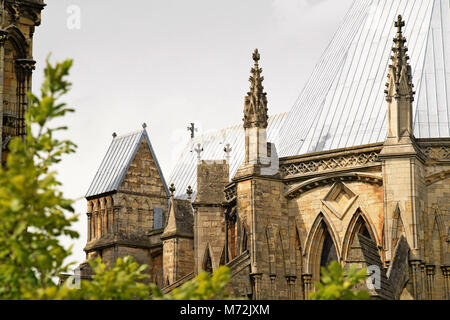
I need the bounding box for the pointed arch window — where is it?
[308,215,340,283]
[320,228,338,268]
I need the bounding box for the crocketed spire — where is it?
[243,48,268,129]
[385,15,415,102]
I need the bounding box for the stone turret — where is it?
[162,184,194,285]
[384,15,415,145]
[379,15,426,299]
[236,49,278,178]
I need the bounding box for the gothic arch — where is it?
[241,224,249,253]
[342,209,378,261]
[391,203,406,252]
[202,245,213,273]
[294,226,303,277]
[304,213,340,279]
[430,207,447,265]
[5,25,28,58]
[278,229,288,276]
[219,246,225,266]
[265,225,276,275]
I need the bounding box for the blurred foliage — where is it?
[309,261,371,300]
[0,57,79,299]
[151,266,236,300]
[28,258,234,300]
[28,256,152,300]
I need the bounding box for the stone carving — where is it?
[421,146,450,160]
[385,15,415,103]
[243,48,268,129]
[280,151,379,177]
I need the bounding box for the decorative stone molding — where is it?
[280,150,380,178]
[421,146,450,160]
[15,58,36,75]
[284,172,382,199]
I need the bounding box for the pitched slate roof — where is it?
[168,113,287,200]
[86,128,169,198]
[279,0,450,157]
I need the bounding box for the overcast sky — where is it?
[31,0,354,268]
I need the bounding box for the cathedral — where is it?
[2,0,446,301]
[82,0,450,300]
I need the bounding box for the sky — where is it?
[31,0,355,268]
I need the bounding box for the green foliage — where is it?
[151,266,235,300]
[0,57,79,299]
[29,256,152,300]
[309,261,371,300]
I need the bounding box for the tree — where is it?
[309,261,371,300]
[0,57,79,299]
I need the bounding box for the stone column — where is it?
[409,260,421,300]
[87,212,92,241]
[250,273,263,300]
[286,275,297,300]
[302,274,312,300]
[425,265,435,300]
[113,205,120,236]
[269,274,276,299]
[420,262,426,300]
[15,59,36,137]
[441,266,450,300]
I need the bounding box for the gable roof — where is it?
[279,0,450,157]
[86,128,169,199]
[168,113,287,200]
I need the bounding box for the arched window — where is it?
[320,228,338,268]
[307,214,339,283]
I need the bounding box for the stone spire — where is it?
[385,15,415,102]
[384,15,415,140]
[243,49,268,129]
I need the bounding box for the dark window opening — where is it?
[320,229,338,268]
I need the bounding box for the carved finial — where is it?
[169,183,176,196]
[194,143,203,162]
[186,185,193,200]
[385,15,414,102]
[252,48,260,63]
[187,123,198,139]
[142,122,147,129]
[395,14,405,36]
[243,48,268,129]
[112,132,117,138]
[224,143,232,163]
